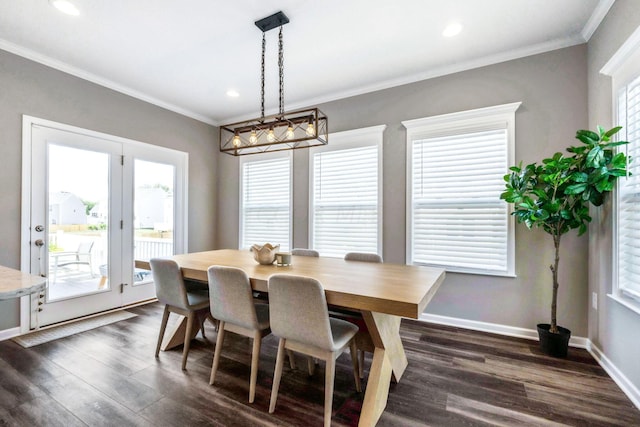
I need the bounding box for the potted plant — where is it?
[501,126,629,357]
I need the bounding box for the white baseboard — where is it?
[588,341,640,410]
[0,326,21,342]
[418,313,638,410]
[418,313,589,348]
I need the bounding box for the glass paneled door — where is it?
[24,118,187,328]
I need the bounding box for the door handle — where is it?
[34,239,45,247]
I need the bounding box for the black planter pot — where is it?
[537,323,571,358]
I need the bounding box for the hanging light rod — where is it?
[220,10,328,156]
[255,11,289,32]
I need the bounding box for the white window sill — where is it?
[607,293,640,316]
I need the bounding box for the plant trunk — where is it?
[549,233,561,334]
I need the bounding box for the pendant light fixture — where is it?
[219,11,328,156]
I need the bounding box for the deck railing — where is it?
[134,237,173,261]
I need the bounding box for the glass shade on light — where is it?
[306,122,315,137]
[220,107,328,156]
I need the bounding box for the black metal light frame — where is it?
[219,11,328,156]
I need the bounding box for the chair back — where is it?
[344,252,382,263]
[291,248,319,257]
[78,241,94,254]
[150,258,189,308]
[268,274,333,351]
[208,265,260,330]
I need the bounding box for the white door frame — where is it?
[20,115,189,332]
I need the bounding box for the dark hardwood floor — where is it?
[1,302,639,426]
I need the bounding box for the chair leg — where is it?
[350,341,362,392]
[324,356,336,427]
[199,313,207,339]
[206,313,219,332]
[181,312,195,370]
[269,338,287,414]
[358,349,365,379]
[307,356,315,376]
[287,349,296,370]
[249,330,261,403]
[210,321,226,385]
[155,305,170,358]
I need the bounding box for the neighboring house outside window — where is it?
[239,152,291,252]
[309,125,385,258]
[403,103,520,276]
[603,33,640,313]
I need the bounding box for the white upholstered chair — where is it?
[268,274,361,427]
[343,251,382,263]
[207,265,271,403]
[291,248,320,257]
[150,258,210,370]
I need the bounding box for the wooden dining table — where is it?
[137,249,445,426]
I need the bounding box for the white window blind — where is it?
[617,74,640,301]
[404,103,519,276]
[310,126,383,258]
[240,156,290,251]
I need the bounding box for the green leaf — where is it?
[576,130,599,145]
[565,183,587,194]
[571,172,588,183]
[604,126,622,138]
[586,146,604,167]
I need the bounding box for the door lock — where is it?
[35,225,44,232]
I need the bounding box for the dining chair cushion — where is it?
[186,289,210,308]
[254,302,270,330]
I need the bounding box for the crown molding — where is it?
[581,0,616,42]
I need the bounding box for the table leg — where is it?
[358,311,407,427]
[160,310,210,351]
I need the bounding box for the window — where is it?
[239,153,291,251]
[403,103,520,276]
[604,30,640,311]
[616,77,640,303]
[309,125,385,257]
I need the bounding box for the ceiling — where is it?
[0,0,611,125]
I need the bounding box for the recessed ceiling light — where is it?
[442,22,463,38]
[49,0,80,16]
[226,89,240,98]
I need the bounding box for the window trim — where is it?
[308,125,386,257]
[403,102,520,276]
[238,150,292,251]
[602,24,640,314]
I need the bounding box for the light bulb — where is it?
[286,125,295,140]
[249,130,258,145]
[267,128,276,142]
[306,122,315,137]
[232,134,241,147]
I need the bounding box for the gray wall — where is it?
[0,49,218,330]
[217,45,590,336]
[587,0,640,397]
